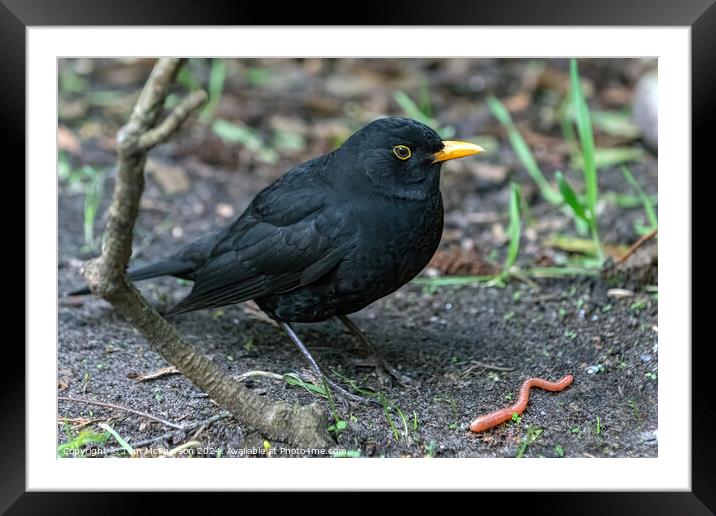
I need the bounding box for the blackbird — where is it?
[71,117,484,402]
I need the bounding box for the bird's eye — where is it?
[393,145,412,160]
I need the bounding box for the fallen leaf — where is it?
[502,92,530,113]
[57,416,100,430]
[428,246,498,276]
[600,86,632,107]
[146,159,190,195]
[58,125,81,154]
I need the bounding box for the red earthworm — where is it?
[469,374,574,433]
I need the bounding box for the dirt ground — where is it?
[57,58,658,458]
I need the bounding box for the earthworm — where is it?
[469,375,574,433]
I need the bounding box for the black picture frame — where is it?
[5,0,712,512]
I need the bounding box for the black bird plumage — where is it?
[70,117,483,397]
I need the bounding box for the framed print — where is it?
[5,0,713,511]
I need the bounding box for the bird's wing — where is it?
[169,157,352,314]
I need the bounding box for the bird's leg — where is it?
[278,322,379,405]
[337,315,413,386]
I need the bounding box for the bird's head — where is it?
[335,117,484,200]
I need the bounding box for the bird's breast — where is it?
[338,194,444,291]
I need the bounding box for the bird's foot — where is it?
[279,321,380,406]
[321,374,381,406]
[337,315,413,387]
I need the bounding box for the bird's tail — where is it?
[67,259,195,296]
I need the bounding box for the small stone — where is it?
[607,288,634,299]
[639,430,657,444]
[216,203,235,218]
[633,70,658,150]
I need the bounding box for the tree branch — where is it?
[138,90,208,150]
[81,58,332,449]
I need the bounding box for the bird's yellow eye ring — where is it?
[393,145,412,160]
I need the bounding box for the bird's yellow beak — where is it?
[432,140,485,163]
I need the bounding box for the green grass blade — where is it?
[571,147,645,170]
[283,373,329,398]
[569,59,598,219]
[418,77,433,118]
[524,266,600,278]
[504,182,522,270]
[590,110,640,139]
[412,275,496,287]
[212,119,277,164]
[393,90,433,127]
[57,428,110,457]
[570,59,603,262]
[394,89,455,139]
[98,423,134,456]
[621,166,658,229]
[201,58,227,121]
[605,192,658,209]
[487,95,561,205]
[177,61,201,90]
[555,171,588,223]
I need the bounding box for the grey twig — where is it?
[58,395,184,430]
[138,90,208,150]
